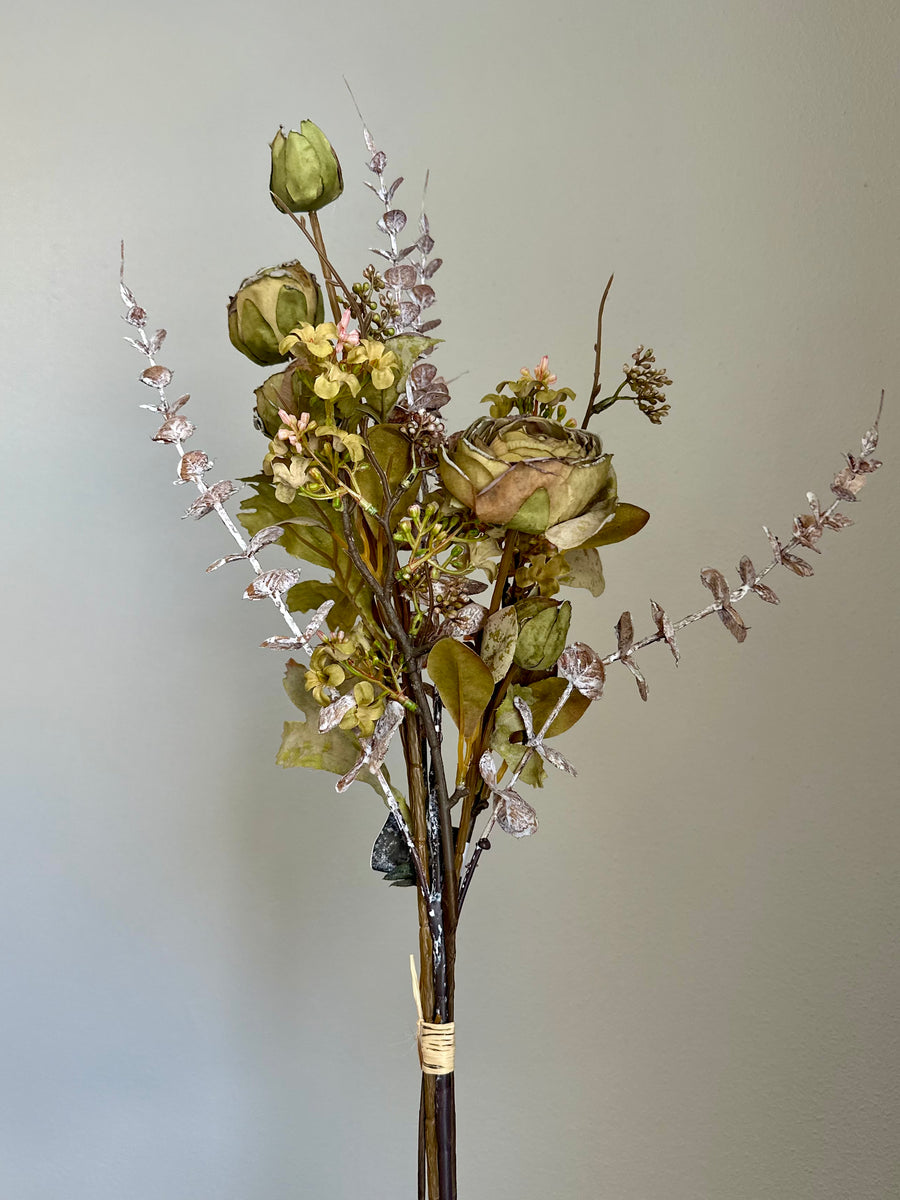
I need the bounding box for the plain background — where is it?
[2,1,898,1196]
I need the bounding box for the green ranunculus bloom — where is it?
[438,416,617,549]
[228,262,324,367]
[269,122,343,214]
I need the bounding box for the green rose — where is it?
[228,262,324,367]
[269,122,343,214]
[438,416,617,550]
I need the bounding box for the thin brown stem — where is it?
[269,192,365,326]
[309,210,342,322]
[581,272,614,428]
[486,531,518,617]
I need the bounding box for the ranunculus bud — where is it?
[228,262,324,367]
[513,598,572,671]
[269,122,343,213]
[438,416,617,550]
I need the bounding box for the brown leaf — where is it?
[366,701,406,774]
[751,581,780,605]
[650,599,679,664]
[246,524,285,556]
[384,264,417,289]
[478,751,499,791]
[700,567,730,603]
[152,415,195,444]
[123,304,147,328]
[763,526,784,563]
[260,635,314,650]
[823,510,853,530]
[423,258,443,279]
[621,657,649,701]
[140,364,173,388]
[781,552,814,578]
[792,514,823,552]
[318,694,356,733]
[181,482,238,520]
[616,612,634,653]
[737,556,756,586]
[557,642,606,700]
[438,602,487,642]
[719,605,748,643]
[494,789,539,838]
[378,209,407,235]
[148,329,167,355]
[244,569,301,600]
[831,466,865,501]
[178,451,212,482]
[412,284,436,308]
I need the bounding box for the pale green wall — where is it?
[1,1,898,1196]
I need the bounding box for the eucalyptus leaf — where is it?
[426,638,495,739]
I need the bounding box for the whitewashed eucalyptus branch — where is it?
[119,249,429,894]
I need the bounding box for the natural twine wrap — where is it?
[409,955,455,1076]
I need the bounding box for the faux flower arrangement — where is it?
[121,116,884,1200]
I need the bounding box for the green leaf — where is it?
[580,502,650,549]
[480,606,519,683]
[239,475,375,628]
[490,685,546,788]
[285,579,359,632]
[277,659,381,794]
[560,547,605,596]
[528,676,591,737]
[426,638,495,739]
[239,474,338,570]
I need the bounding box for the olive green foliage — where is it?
[228,120,662,831]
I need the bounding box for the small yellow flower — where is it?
[305,662,346,705]
[347,338,399,390]
[313,362,362,400]
[271,455,313,504]
[339,681,386,737]
[280,321,338,359]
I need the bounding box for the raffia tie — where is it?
[409,955,455,1076]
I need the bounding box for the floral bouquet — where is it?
[120,115,884,1200]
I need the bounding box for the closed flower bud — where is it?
[269,122,343,213]
[228,262,324,367]
[513,598,572,671]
